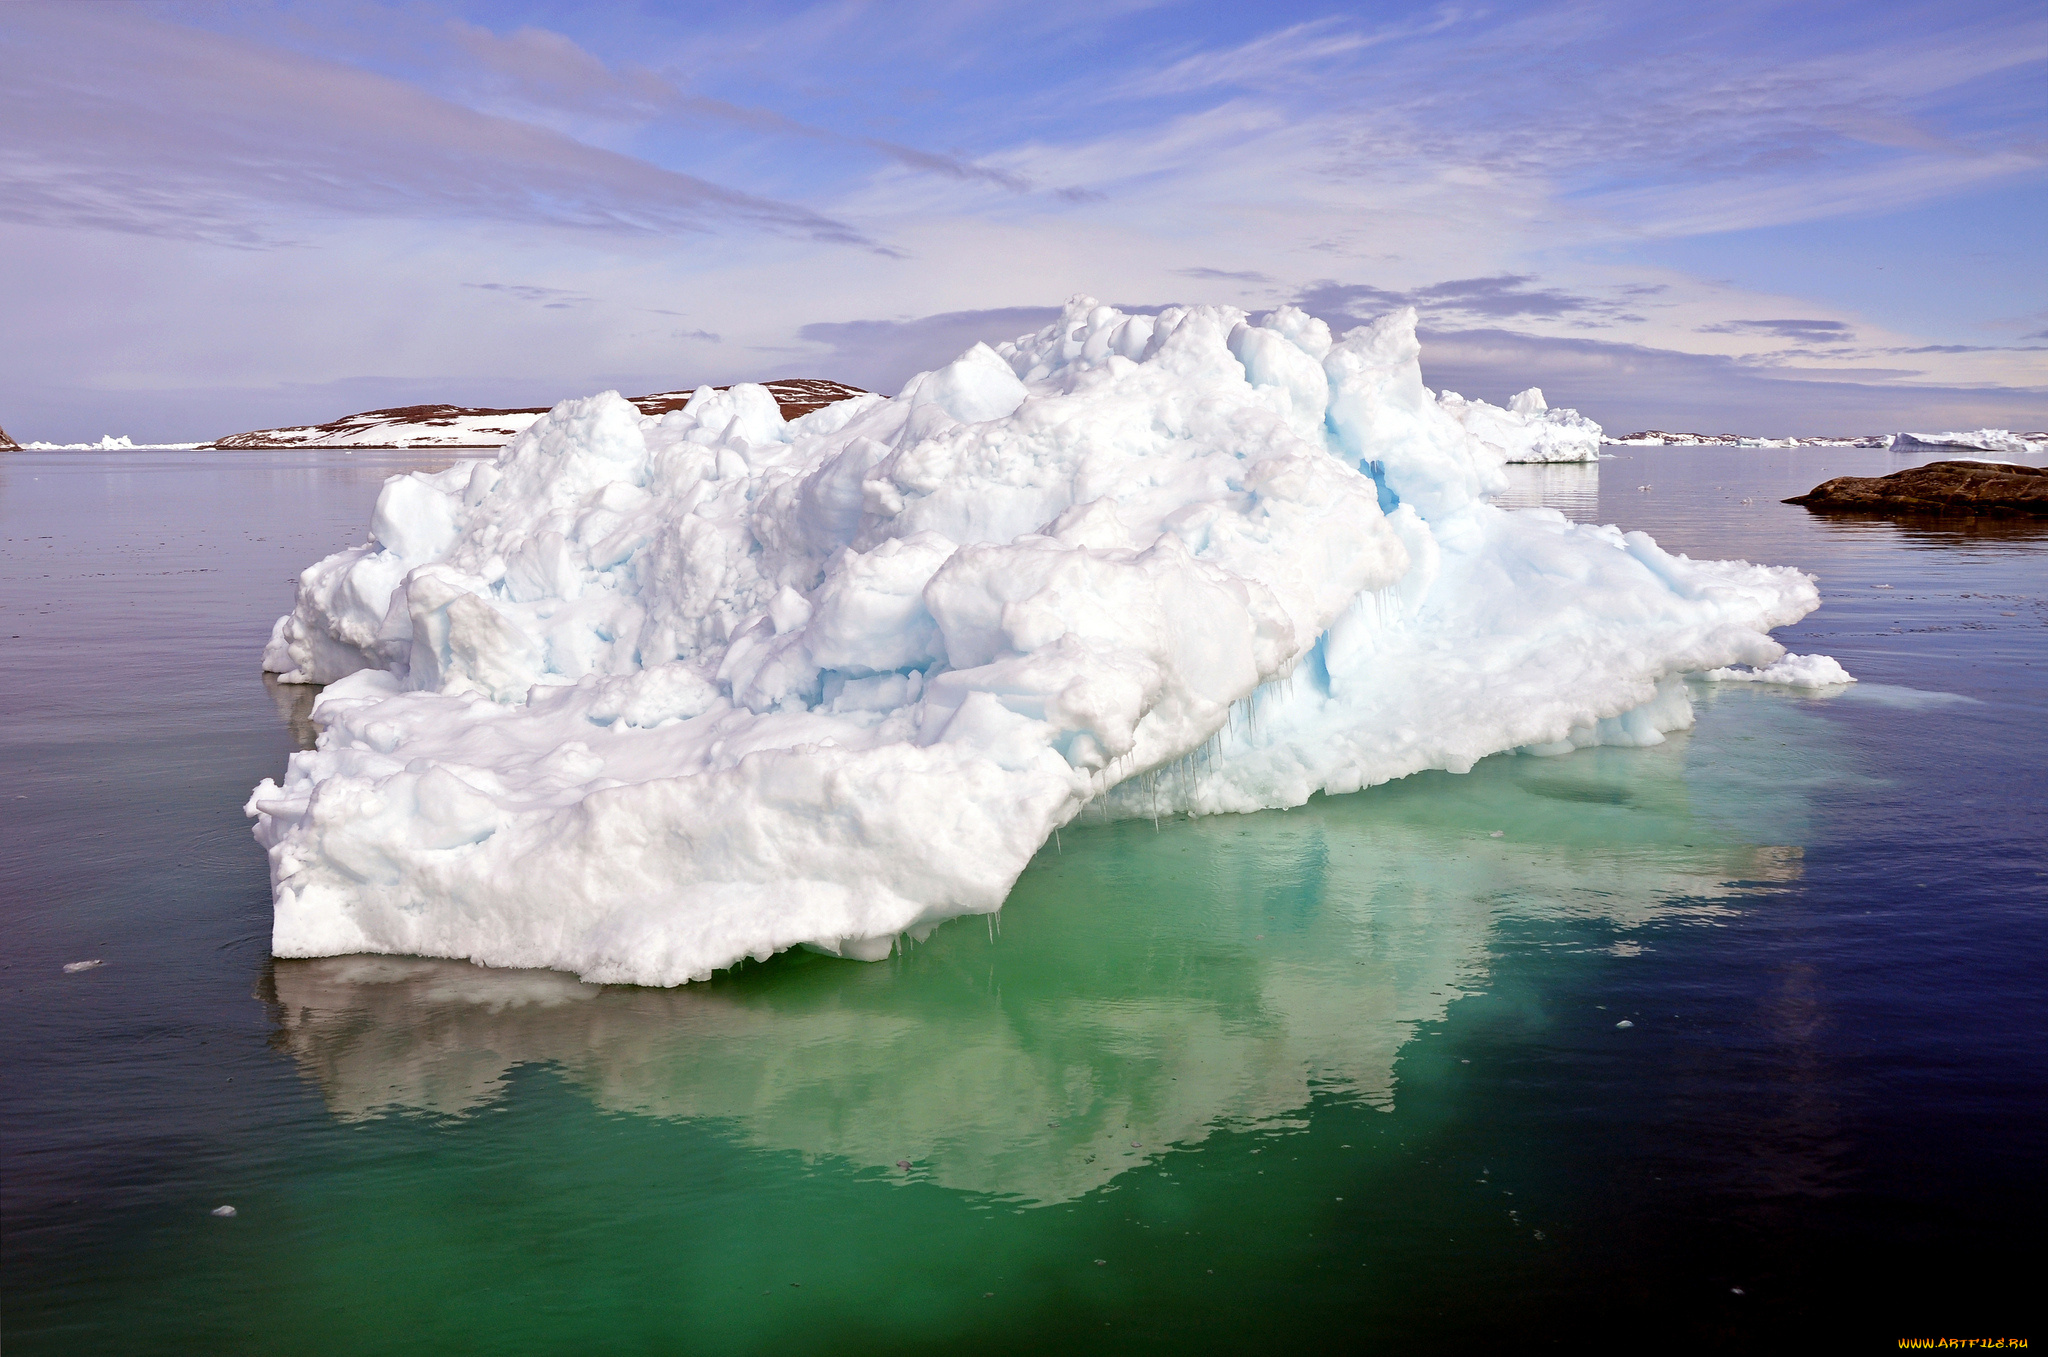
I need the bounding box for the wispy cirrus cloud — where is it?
[466,282,588,309]
[1111,11,1465,100]
[1698,318,1858,341]
[1413,325,2048,433]
[1300,276,1646,327]
[0,3,879,250]
[6,0,2044,442]
[1885,342,2048,353]
[794,306,1066,391]
[443,20,1035,193]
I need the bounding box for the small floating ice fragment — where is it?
[1616,1020,1634,1029]
[63,960,102,973]
[211,1205,237,1217]
[1701,653,1855,688]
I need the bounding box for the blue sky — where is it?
[2,0,2043,440]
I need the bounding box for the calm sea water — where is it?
[2,444,2043,1352]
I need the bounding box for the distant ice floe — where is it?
[1606,431,1890,449]
[21,436,204,451]
[249,297,1820,985]
[1701,653,1856,688]
[1892,430,2048,456]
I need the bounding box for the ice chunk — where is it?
[252,297,1819,985]
[899,343,1029,425]
[1701,653,1855,688]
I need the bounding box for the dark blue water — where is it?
[2,445,2042,1352]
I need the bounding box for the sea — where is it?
[2,443,2042,1352]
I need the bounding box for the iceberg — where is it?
[249,298,1818,985]
[1892,429,2047,456]
[1437,386,1602,463]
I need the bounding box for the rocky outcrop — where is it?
[0,424,17,451]
[627,379,868,421]
[211,379,870,449]
[1785,460,2048,516]
[211,404,543,450]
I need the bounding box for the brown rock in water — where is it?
[1784,460,2048,517]
[0,424,18,451]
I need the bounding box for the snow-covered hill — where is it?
[1608,431,1893,448]
[211,379,869,449]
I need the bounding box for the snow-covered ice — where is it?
[250,298,1820,985]
[1702,653,1856,688]
[1437,387,1602,463]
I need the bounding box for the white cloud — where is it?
[0,4,876,248]
[3,0,2042,440]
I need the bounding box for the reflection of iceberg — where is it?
[269,722,1813,1204]
[262,673,322,752]
[1493,461,1601,519]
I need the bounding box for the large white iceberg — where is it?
[1437,386,1602,463]
[249,298,1816,984]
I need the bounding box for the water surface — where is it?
[3,444,2042,1351]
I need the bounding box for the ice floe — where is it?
[1702,653,1856,688]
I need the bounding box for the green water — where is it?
[56,687,1853,1353]
[8,446,2042,1350]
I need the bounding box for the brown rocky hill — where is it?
[211,379,870,449]
[0,424,18,451]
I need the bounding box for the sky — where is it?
[2,0,2044,442]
